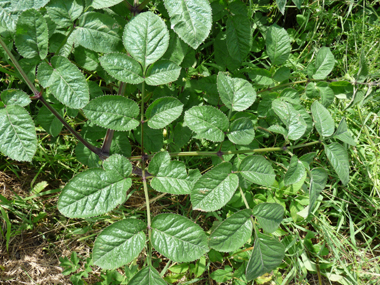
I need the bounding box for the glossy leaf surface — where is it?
[145,60,181,86]
[128,266,167,285]
[252,203,284,233]
[313,47,335,79]
[146,97,183,129]
[227,117,255,145]
[239,156,276,187]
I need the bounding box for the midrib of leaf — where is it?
[77,26,120,42]
[154,228,206,250]
[212,217,251,237]
[181,0,196,38]
[55,69,82,99]
[315,54,329,74]
[189,114,224,133]
[151,106,181,121]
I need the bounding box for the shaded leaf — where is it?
[308,168,327,215]
[252,203,284,233]
[134,124,163,152]
[284,155,306,186]
[266,24,291,65]
[226,16,251,63]
[324,143,350,185]
[333,118,356,146]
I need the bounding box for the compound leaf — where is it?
[58,154,133,218]
[83,95,139,131]
[308,168,327,215]
[184,106,228,142]
[324,142,350,185]
[266,24,291,65]
[37,56,89,109]
[311,101,334,137]
[152,214,209,262]
[252,203,284,233]
[75,12,123,53]
[313,47,335,80]
[15,9,48,60]
[99,53,144,84]
[145,60,181,86]
[209,209,253,252]
[239,156,275,187]
[227,117,255,145]
[146,97,183,129]
[148,152,191,195]
[246,234,285,281]
[217,72,256,111]
[164,0,212,49]
[128,266,167,285]
[93,219,146,269]
[191,162,238,212]
[0,105,37,162]
[123,11,169,70]
[284,155,306,186]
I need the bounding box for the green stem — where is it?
[239,187,256,227]
[0,36,38,96]
[142,170,152,266]
[128,140,321,161]
[137,0,151,11]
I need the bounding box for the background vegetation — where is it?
[1,0,380,284]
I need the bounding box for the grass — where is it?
[1,0,380,284]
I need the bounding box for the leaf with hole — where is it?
[217,72,257,111]
[184,106,228,142]
[246,233,285,281]
[324,142,349,185]
[239,156,275,187]
[164,0,212,49]
[209,209,253,252]
[123,11,169,70]
[15,9,48,59]
[83,96,139,131]
[0,105,37,162]
[148,152,191,195]
[308,168,327,215]
[146,97,183,129]
[37,56,89,109]
[191,162,238,212]
[93,219,146,269]
[151,213,209,262]
[252,203,284,233]
[311,101,334,137]
[99,53,144,84]
[57,155,132,218]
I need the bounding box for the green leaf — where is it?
[15,9,48,59]
[46,0,83,28]
[145,60,181,86]
[11,0,49,11]
[75,12,123,53]
[324,143,350,185]
[162,30,189,65]
[134,124,163,152]
[210,266,233,283]
[273,66,290,82]
[0,89,31,107]
[311,101,334,137]
[246,234,285,281]
[266,24,291,65]
[0,7,17,32]
[272,99,307,140]
[36,104,64,137]
[217,72,257,111]
[292,0,303,9]
[356,50,368,83]
[99,53,144,84]
[151,213,209,262]
[226,16,251,63]
[316,82,334,108]
[313,47,335,80]
[184,106,228,142]
[239,156,275,187]
[91,0,123,9]
[74,46,99,71]
[333,118,356,146]
[209,209,253,252]
[0,105,37,162]
[146,97,183,129]
[214,31,241,71]
[164,0,212,49]
[58,154,133,218]
[93,219,146,269]
[148,152,191,195]
[276,0,286,14]
[83,95,139,131]
[110,132,132,157]
[284,155,306,186]
[128,266,167,285]
[37,56,89,109]
[191,162,239,212]
[252,203,284,233]
[123,12,169,70]
[227,117,255,145]
[308,168,327,215]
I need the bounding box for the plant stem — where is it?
[0,36,38,96]
[239,187,250,210]
[138,0,151,11]
[128,140,321,160]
